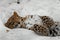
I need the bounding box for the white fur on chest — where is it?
[25,15,43,28]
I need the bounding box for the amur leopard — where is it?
[4,11,60,36]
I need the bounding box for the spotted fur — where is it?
[29,24,50,36]
[5,11,27,29]
[40,16,54,28]
[49,22,60,36]
[4,12,60,37]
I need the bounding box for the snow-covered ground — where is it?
[1,28,60,40]
[0,0,60,40]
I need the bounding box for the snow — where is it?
[0,28,60,40]
[0,0,60,40]
[0,19,10,32]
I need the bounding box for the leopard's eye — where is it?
[18,22,20,24]
[10,22,14,25]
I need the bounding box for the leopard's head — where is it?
[5,11,21,29]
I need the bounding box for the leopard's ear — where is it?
[13,11,18,16]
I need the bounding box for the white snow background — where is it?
[0,0,60,40]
